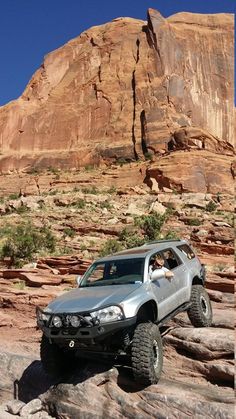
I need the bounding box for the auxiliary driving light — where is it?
[52,315,62,328]
[70,315,80,327]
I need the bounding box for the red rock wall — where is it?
[0,9,234,172]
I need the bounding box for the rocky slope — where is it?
[0,9,234,172]
[0,163,234,418]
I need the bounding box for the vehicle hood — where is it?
[46,283,143,313]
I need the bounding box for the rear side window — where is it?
[177,244,195,260]
[162,249,182,269]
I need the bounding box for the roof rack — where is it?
[144,239,182,245]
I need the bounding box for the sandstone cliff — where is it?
[0,9,234,173]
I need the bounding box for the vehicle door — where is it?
[149,249,187,318]
[162,248,188,308]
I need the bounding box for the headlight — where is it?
[41,313,51,321]
[90,306,124,323]
[52,315,62,328]
[36,308,51,323]
[70,315,80,327]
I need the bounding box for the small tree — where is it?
[205,201,217,212]
[119,228,145,248]
[1,223,55,267]
[135,212,166,241]
[99,239,123,257]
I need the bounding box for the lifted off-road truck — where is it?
[37,239,212,386]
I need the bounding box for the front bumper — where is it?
[37,308,136,341]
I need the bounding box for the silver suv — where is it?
[37,239,212,386]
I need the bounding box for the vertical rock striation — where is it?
[0,10,234,172]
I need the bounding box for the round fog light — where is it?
[52,315,62,328]
[70,315,80,327]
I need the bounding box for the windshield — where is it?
[80,258,145,287]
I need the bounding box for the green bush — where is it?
[119,228,145,248]
[161,230,180,240]
[100,200,112,210]
[84,164,95,172]
[47,166,60,175]
[185,218,201,226]
[107,185,117,194]
[99,239,123,257]
[15,204,30,214]
[144,152,152,161]
[205,201,217,212]
[72,199,85,209]
[82,186,99,195]
[63,227,76,238]
[135,212,166,241]
[8,193,19,200]
[1,223,55,267]
[116,157,129,166]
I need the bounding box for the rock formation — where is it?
[0,9,234,172]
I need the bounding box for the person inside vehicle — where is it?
[164,250,178,269]
[149,254,174,280]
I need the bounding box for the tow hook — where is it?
[69,340,75,348]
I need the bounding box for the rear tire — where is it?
[131,323,163,386]
[40,335,75,378]
[187,285,212,327]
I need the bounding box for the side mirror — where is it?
[76,275,82,287]
[150,269,165,281]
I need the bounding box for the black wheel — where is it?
[187,284,212,327]
[131,323,163,386]
[40,335,75,378]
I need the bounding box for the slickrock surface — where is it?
[0,164,234,417]
[0,303,234,418]
[0,9,234,171]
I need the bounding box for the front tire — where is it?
[131,323,163,386]
[40,335,75,378]
[187,284,212,327]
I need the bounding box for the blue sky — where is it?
[0,0,235,105]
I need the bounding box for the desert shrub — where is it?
[8,193,19,200]
[15,204,30,214]
[185,218,201,226]
[48,189,59,196]
[100,200,112,210]
[14,280,26,290]
[47,166,60,175]
[119,228,145,248]
[116,157,129,166]
[84,164,95,172]
[144,152,152,161]
[99,239,123,257]
[107,185,117,194]
[80,244,87,251]
[72,199,85,209]
[135,212,166,241]
[161,230,180,240]
[63,227,76,238]
[205,201,217,212]
[213,263,225,272]
[1,223,55,267]
[82,186,99,195]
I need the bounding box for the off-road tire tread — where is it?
[131,323,163,386]
[187,284,212,327]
